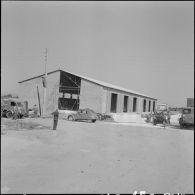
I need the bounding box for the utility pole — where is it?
[42,48,47,116]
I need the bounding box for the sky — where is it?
[1,1,194,107]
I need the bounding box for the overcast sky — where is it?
[1,1,194,107]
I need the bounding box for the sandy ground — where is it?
[1,118,194,194]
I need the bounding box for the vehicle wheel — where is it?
[68,115,74,121]
[6,111,13,118]
[91,119,96,123]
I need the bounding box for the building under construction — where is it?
[18,69,157,115]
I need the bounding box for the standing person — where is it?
[51,109,59,130]
[167,110,171,124]
[163,111,169,128]
[33,104,38,116]
[12,105,19,120]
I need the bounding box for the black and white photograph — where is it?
[1,1,194,194]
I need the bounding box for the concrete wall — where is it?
[117,93,123,112]
[79,79,104,113]
[128,96,133,112]
[104,88,156,114]
[106,89,111,113]
[18,71,60,115]
[101,87,107,113]
[45,72,60,113]
[18,71,157,114]
[105,88,139,113]
[137,97,142,113]
[19,78,44,113]
[146,99,149,112]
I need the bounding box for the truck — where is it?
[179,107,194,128]
[1,98,28,119]
[146,103,170,126]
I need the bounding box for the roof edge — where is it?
[81,77,157,101]
[18,69,61,83]
[18,68,157,100]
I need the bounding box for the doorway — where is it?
[110,93,118,113]
[133,97,137,112]
[149,100,151,112]
[123,96,128,112]
[153,101,155,112]
[143,99,146,112]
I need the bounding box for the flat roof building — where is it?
[18,69,157,115]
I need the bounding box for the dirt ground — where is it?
[1,118,194,194]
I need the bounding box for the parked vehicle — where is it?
[67,108,98,122]
[96,113,113,121]
[1,98,28,119]
[96,113,105,120]
[179,107,194,128]
[145,103,169,125]
[151,111,170,126]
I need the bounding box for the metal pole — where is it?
[42,48,47,116]
[37,86,41,116]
